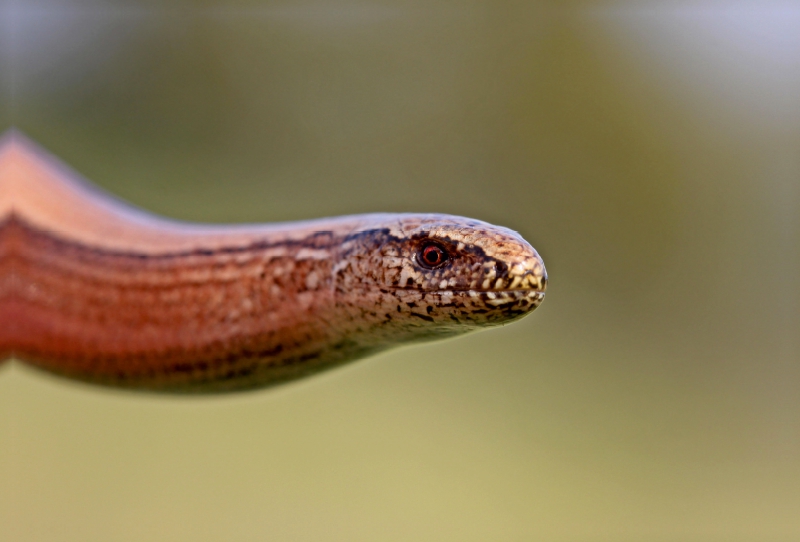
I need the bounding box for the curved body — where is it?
[0,133,546,392]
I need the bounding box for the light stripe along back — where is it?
[0,132,546,393]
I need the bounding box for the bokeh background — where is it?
[1,1,799,540]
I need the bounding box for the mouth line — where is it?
[461,289,545,295]
[389,287,545,295]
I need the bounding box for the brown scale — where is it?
[0,132,546,393]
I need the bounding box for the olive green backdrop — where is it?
[1,2,798,541]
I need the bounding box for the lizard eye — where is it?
[418,242,449,269]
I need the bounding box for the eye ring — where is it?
[417,242,449,269]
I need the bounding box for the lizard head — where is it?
[333,214,546,344]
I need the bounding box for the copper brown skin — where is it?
[0,133,547,393]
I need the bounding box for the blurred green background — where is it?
[1,1,799,540]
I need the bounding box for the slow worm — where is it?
[0,132,547,393]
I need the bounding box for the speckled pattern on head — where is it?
[335,214,546,333]
[0,133,547,393]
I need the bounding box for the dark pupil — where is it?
[422,245,444,266]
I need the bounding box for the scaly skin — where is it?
[0,132,546,393]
